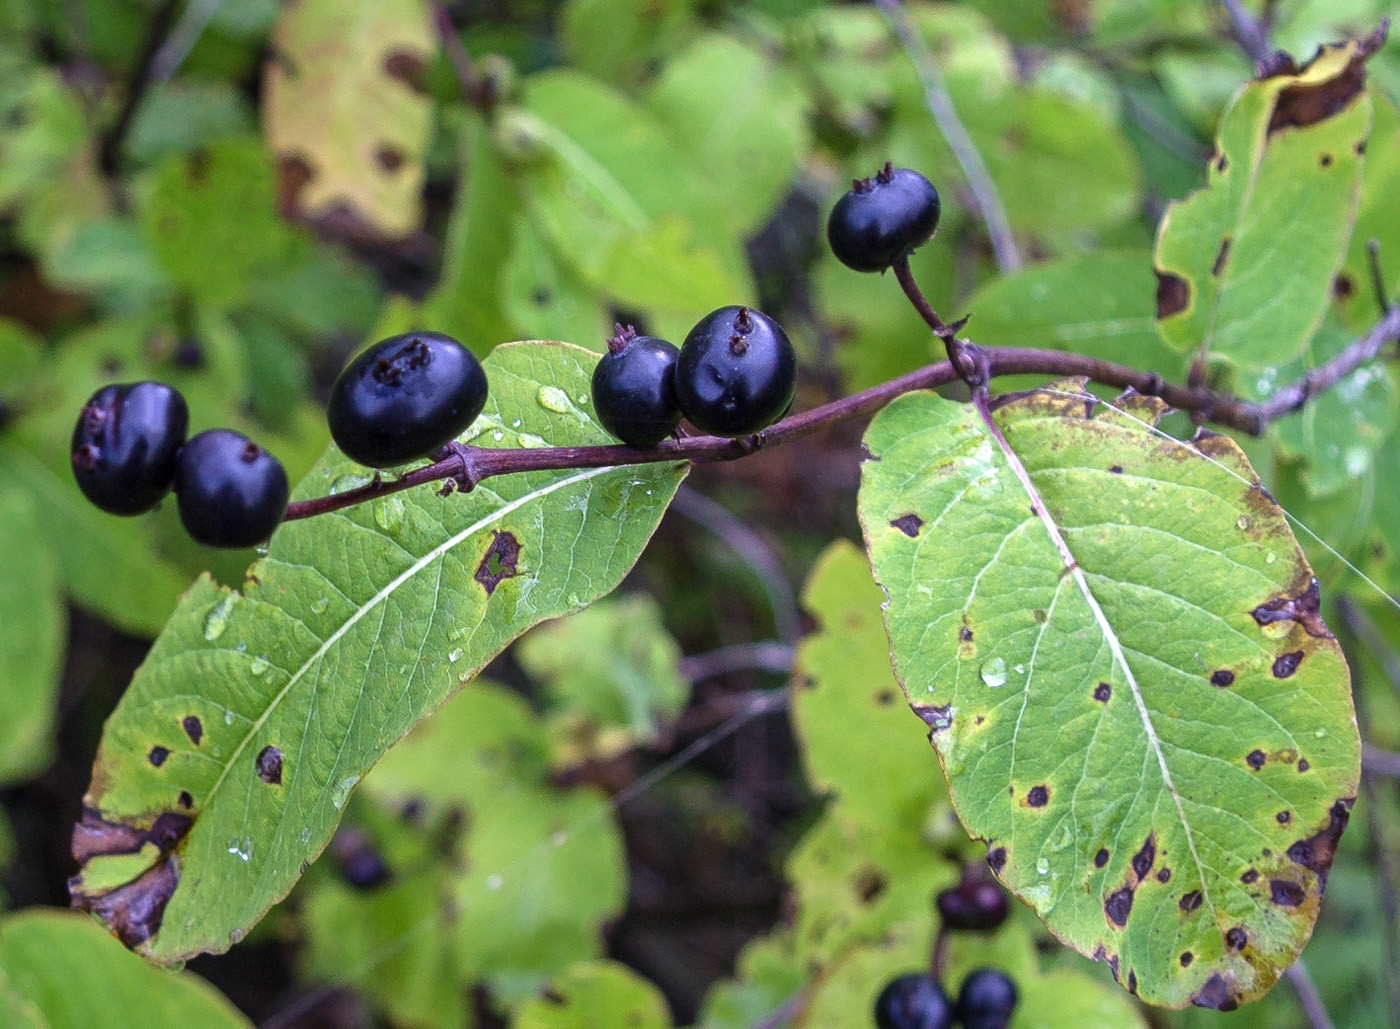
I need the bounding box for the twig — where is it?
[871,0,1022,271]
[678,642,794,683]
[149,0,225,83]
[431,2,495,111]
[1362,745,1400,779]
[1222,0,1272,66]
[1369,240,1392,316]
[283,300,1400,523]
[1285,960,1336,1029]
[750,988,807,1029]
[671,487,802,645]
[99,0,182,184]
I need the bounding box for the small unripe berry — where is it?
[71,381,188,515]
[174,429,289,548]
[674,306,796,437]
[591,325,683,446]
[328,331,489,468]
[827,163,941,273]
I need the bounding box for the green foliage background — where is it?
[0,0,1398,1026]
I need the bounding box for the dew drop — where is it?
[203,595,239,641]
[511,418,522,428]
[329,472,371,495]
[448,648,464,663]
[331,774,360,810]
[1036,856,1050,875]
[537,385,574,413]
[226,836,253,861]
[255,545,269,557]
[1314,728,1327,738]
[299,827,311,844]
[1048,823,1074,852]
[1266,552,1277,565]
[492,430,504,441]
[249,655,270,677]
[487,873,504,891]
[1013,664,1026,675]
[229,928,246,944]
[224,709,236,725]
[1236,516,1250,530]
[980,658,1008,688]
[311,596,330,614]
[550,831,567,848]
[374,495,405,534]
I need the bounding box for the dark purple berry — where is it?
[331,828,392,890]
[936,878,1009,932]
[827,163,941,273]
[328,331,488,468]
[956,968,1018,1029]
[591,325,682,446]
[874,973,954,1029]
[71,381,188,515]
[174,429,289,548]
[674,306,796,437]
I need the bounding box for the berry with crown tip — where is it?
[874,973,954,1029]
[827,163,941,273]
[328,330,489,468]
[591,325,683,446]
[936,877,1009,932]
[956,968,1018,1029]
[674,306,796,437]
[174,429,289,548]
[71,381,189,516]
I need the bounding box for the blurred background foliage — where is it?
[1,0,1399,1026]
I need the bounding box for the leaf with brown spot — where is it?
[71,343,686,962]
[860,384,1359,1007]
[263,0,434,239]
[1153,36,1376,369]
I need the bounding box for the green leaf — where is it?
[518,593,689,766]
[858,384,1359,1008]
[263,0,435,239]
[1153,41,1372,369]
[0,910,251,1028]
[962,250,1184,371]
[71,340,685,962]
[646,33,811,233]
[0,488,63,784]
[126,81,254,165]
[140,138,298,311]
[512,961,673,1029]
[558,0,696,85]
[793,540,947,828]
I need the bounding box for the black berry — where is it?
[874,973,954,1029]
[327,331,488,468]
[174,429,289,548]
[591,325,682,446]
[674,306,796,437]
[332,828,392,891]
[956,968,1018,1029]
[827,163,941,273]
[936,878,1009,932]
[71,381,188,515]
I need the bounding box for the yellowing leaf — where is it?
[263,0,434,240]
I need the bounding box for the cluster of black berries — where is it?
[590,305,797,445]
[874,876,1018,1029]
[71,331,490,548]
[71,382,289,548]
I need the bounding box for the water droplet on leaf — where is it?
[980,658,1008,688]
[448,648,464,663]
[331,774,360,810]
[374,495,405,534]
[203,595,239,641]
[537,386,574,413]
[249,655,269,677]
[311,596,330,614]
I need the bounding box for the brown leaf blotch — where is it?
[1271,879,1306,907]
[1105,887,1133,928]
[1094,682,1112,702]
[1241,869,1259,884]
[1179,890,1203,912]
[1027,784,1049,808]
[913,703,952,734]
[988,846,1007,873]
[182,715,203,746]
[1272,650,1304,678]
[1180,951,1194,967]
[1210,669,1235,687]
[1155,270,1190,319]
[1211,237,1232,277]
[475,531,522,595]
[1094,847,1110,868]
[256,745,283,785]
[148,746,170,767]
[890,513,924,537]
[1251,578,1333,638]
[1287,798,1353,882]
[1277,810,1292,825]
[1131,834,1156,879]
[1156,867,1172,883]
[1193,972,1240,1011]
[72,860,178,949]
[1247,749,1266,770]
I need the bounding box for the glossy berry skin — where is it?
[674,306,796,437]
[174,430,289,548]
[71,381,188,516]
[956,968,1018,1029]
[827,163,941,273]
[328,331,488,468]
[936,879,1009,932]
[591,329,682,446]
[874,973,954,1029]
